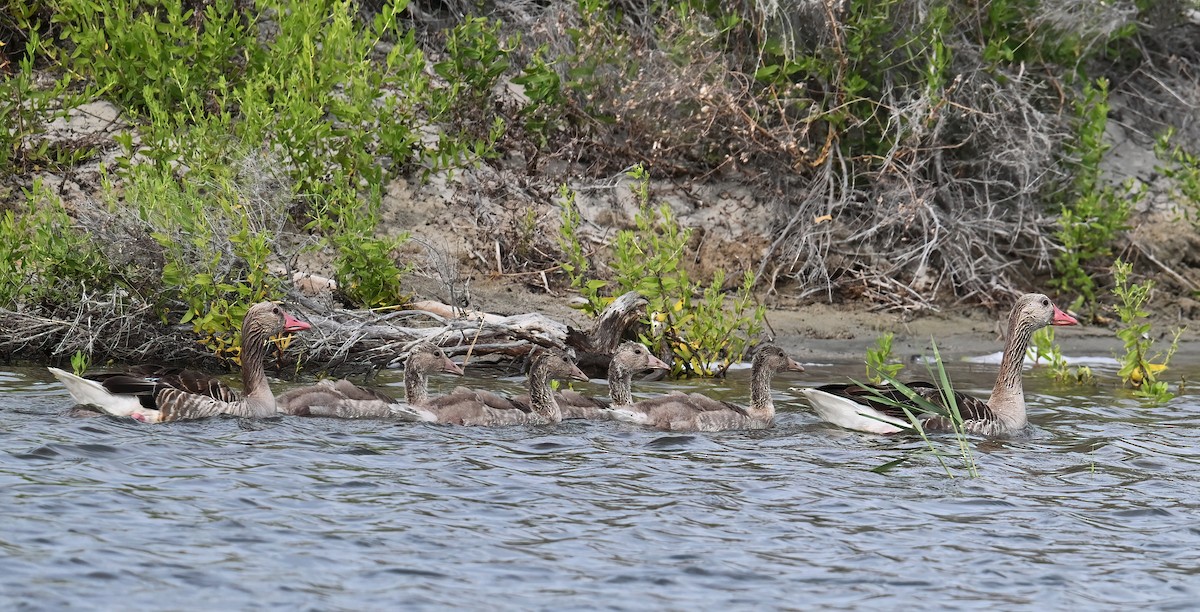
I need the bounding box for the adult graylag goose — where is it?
[278,342,464,420]
[607,344,805,432]
[48,302,310,422]
[797,293,1078,436]
[420,349,588,426]
[511,341,671,419]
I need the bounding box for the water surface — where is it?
[4,357,1200,609]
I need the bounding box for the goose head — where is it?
[1011,293,1078,333]
[531,349,590,384]
[753,344,805,374]
[611,341,670,375]
[408,342,465,377]
[244,301,311,337]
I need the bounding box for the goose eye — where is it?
[272,306,281,315]
[1042,299,1050,307]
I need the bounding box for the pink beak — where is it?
[646,354,671,371]
[1051,304,1078,326]
[787,357,806,373]
[568,363,590,382]
[443,356,465,376]
[283,312,311,332]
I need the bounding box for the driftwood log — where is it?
[296,291,648,376]
[0,290,649,378]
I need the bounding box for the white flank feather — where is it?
[797,388,909,435]
[48,367,148,418]
[389,404,438,422]
[606,406,650,426]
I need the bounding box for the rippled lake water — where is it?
[4,354,1200,609]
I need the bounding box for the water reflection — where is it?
[2,359,1200,608]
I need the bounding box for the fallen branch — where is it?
[2,289,650,379]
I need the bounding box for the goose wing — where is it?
[920,391,998,433]
[151,387,236,422]
[330,379,396,403]
[278,379,399,418]
[426,391,531,426]
[91,365,240,403]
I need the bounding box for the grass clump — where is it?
[864,342,977,479]
[70,349,90,376]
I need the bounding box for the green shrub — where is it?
[80,0,428,314]
[978,0,1141,70]
[0,29,90,171]
[50,0,253,113]
[512,45,568,144]
[311,178,410,309]
[1156,129,1200,230]
[558,165,765,377]
[0,180,113,309]
[434,16,514,104]
[1051,79,1135,311]
[116,147,286,358]
[231,0,433,192]
[1111,259,1180,403]
[556,184,606,316]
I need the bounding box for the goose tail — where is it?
[48,367,148,419]
[796,388,909,435]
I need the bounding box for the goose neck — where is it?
[747,362,775,419]
[529,367,562,423]
[988,318,1035,426]
[240,325,271,399]
[608,362,634,406]
[405,365,429,405]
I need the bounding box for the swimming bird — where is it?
[277,342,464,420]
[422,349,588,426]
[49,302,311,422]
[511,341,671,419]
[607,344,804,431]
[796,293,1078,436]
